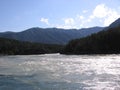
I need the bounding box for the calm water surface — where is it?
[0,54,120,90]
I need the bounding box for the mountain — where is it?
[61,18,120,54]
[0,27,103,44]
[0,37,63,55]
[109,18,120,28]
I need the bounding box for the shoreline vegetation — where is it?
[0,37,63,55]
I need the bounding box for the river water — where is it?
[0,54,120,90]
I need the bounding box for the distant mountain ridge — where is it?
[0,27,103,44]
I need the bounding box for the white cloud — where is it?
[77,15,84,20]
[93,4,108,18]
[89,4,120,26]
[104,11,120,26]
[40,18,49,25]
[59,15,93,29]
[63,18,75,25]
[40,4,120,29]
[55,18,76,29]
[57,18,75,29]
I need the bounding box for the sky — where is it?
[0,0,120,32]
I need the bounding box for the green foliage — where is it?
[62,26,120,54]
[0,38,63,55]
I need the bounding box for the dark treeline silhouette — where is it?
[0,38,63,55]
[61,26,120,54]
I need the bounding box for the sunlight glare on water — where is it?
[0,54,120,90]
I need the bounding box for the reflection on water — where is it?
[0,54,120,90]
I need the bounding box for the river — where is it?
[0,54,120,90]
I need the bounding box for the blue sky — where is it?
[0,0,120,32]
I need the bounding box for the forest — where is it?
[0,37,63,55]
[61,26,120,54]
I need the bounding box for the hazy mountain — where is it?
[0,27,103,44]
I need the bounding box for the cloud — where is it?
[104,10,120,26]
[77,15,84,20]
[75,4,120,27]
[58,15,91,29]
[40,18,49,25]
[90,4,120,26]
[57,18,76,29]
[40,4,120,29]
[63,18,75,25]
[93,4,108,18]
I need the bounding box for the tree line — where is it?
[0,37,63,55]
[61,26,120,54]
